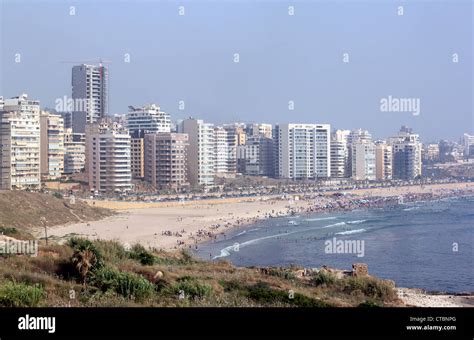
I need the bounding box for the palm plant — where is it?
[72,247,97,286]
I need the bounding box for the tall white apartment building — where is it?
[214,126,237,176]
[461,133,474,156]
[63,129,85,174]
[351,141,376,181]
[85,120,132,193]
[71,64,108,133]
[0,94,41,190]
[275,123,331,179]
[375,141,392,181]
[177,118,215,186]
[125,104,171,135]
[40,111,65,179]
[330,130,350,178]
[389,126,422,180]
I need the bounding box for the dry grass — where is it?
[0,238,401,307]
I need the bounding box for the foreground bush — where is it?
[247,282,331,307]
[172,276,212,300]
[310,271,337,287]
[0,281,45,307]
[343,277,396,301]
[91,266,155,300]
[129,244,155,265]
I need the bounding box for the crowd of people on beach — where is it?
[176,186,474,249]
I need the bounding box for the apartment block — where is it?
[330,130,350,178]
[85,120,132,193]
[242,135,274,177]
[71,64,108,133]
[177,118,215,187]
[40,111,65,179]
[144,133,189,190]
[390,127,422,180]
[126,104,171,135]
[63,129,85,174]
[0,94,41,190]
[275,123,331,179]
[130,130,145,179]
[351,141,376,181]
[375,141,392,181]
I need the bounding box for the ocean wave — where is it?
[346,219,367,224]
[335,228,366,235]
[236,230,247,236]
[304,217,337,222]
[403,206,420,211]
[321,222,346,229]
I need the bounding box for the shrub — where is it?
[0,282,44,307]
[267,268,296,281]
[91,266,155,300]
[246,282,331,307]
[310,271,337,287]
[219,279,244,292]
[173,276,212,299]
[343,277,396,301]
[359,299,380,308]
[0,227,18,236]
[52,192,63,199]
[129,244,155,265]
[68,237,104,269]
[94,240,128,263]
[179,249,195,265]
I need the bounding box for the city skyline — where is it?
[1,0,472,142]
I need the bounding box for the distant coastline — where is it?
[40,181,474,251]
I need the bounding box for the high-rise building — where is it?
[247,123,272,139]
[214,126,237,176]
[177,118,215,187]
[275,123,331,179]
[461,133,474,157]
[390,127,422,180]
[85,120,132,193]
[0,94,41,190]
[71,64,108,133]
[126,104,171,135]
[144,132,189,190]
[63,129,85,174]
[351,141,376,181]
[375,141,392,181]
[242,135,274,177]
[40,111,65,179]
[330,130,350,178]
[130,130,145,179]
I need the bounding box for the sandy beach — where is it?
[37,182,474,251]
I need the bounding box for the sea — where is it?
[195,195,474,293]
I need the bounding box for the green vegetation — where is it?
[0,282,45,307]
[90,266,155,300]
[0,238,400,307]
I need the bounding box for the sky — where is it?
[0,0,472,142]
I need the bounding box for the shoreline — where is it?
[38,182,474,252]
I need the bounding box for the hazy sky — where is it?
[1,0,472,142]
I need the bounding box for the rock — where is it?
[153,271,164,279]
[352,263,368,277]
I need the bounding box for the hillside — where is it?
[0,191,113,229]
[0,234,401,307]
